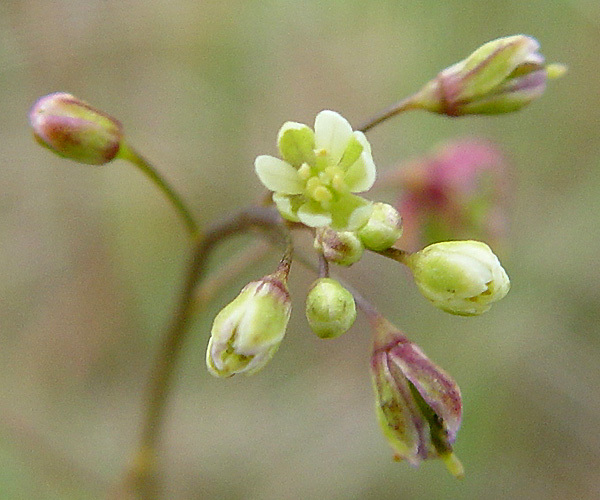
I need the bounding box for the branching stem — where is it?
[116,205,289,499]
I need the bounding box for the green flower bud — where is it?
[305,278,356,339]
[29,92,123,165]
[314,227,364,266]
[413,35,565,116]
[408,240,510,316]
[206,274,291,377]
[358,202,403,251]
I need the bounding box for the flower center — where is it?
[298,161,348,206]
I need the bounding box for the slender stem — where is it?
[318,252,329,278]
[337,276,382,326]
[274,225,294,280]
[191,240,272,316]
[373,246,412,266]
[357,96,421,133]
[118,143,200,238]
[118,205,288,499]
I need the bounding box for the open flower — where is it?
[255,110,376,231]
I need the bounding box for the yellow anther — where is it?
[298,163,312,181]
[312,186,333,202]
[305,177,321,192]
[319,171,332,184]
[332,173,346,191]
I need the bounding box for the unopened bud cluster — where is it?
[313,202,403,267]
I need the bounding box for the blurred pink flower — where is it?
[394,139,510,253]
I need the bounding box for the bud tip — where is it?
[441,451,465,479]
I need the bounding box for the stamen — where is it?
[298,163,311,180]
[312,186,333,203]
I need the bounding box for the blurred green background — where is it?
[1,0,599,498]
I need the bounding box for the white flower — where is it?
[255,110,376,231]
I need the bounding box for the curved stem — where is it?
[191,240,272,316]
[117,205,288,499]
[118,143,200,238]
[357,96,421,133]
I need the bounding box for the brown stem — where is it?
[115,205,288,499]
[191,240,272,315]
[357,96,421,133]
[318,252,329,278]
[373,246,412,266]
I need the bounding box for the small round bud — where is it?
[306,278,356,339]
[206,274,291,377]
[314,227,364,266]
[408,240,510,316]
[29,92,123,165]
[358,202,403,251]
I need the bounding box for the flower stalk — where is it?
[117,143,200,238]
[118,205,290,499]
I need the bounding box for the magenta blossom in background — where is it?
[394,139,510,253]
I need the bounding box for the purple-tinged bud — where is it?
[370,318,464,477]
[314,227,364,266]
[30,92,123,165]
[413,35,566,116]
[206,273,291,377]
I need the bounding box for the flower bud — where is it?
[408,240,510,316]
[305,278,356,339]
[206,274,291,377]
[413,35,565,116]
[29,92,123,165]
[357,202,403,251]
[314,227,364,266]
[371,318,463,477]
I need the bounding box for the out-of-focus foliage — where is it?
[1,0,599,498]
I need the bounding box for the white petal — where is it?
[345,132,376,192]
[297,201,332,228]
[277,121,316,167]
[314,110,353,166]
[255,155,304,194]
[273,193,301,222]
[329,194,373,231]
